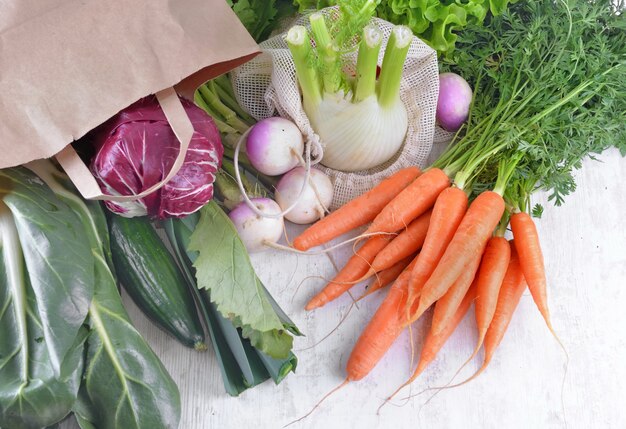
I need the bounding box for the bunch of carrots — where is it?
[293,162,558,400]
[283,1,626,419]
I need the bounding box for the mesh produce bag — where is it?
[231,8,439,209]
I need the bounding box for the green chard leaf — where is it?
[188,201,293,359]
[26,161,181,429]
[79,255,181,429]
[0,202,87,429]
[0,168,94,376]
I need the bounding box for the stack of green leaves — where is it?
[0,165,180,429]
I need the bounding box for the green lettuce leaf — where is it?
[424,3,467,54]
[0,168,94,375]
[293,0,511,55]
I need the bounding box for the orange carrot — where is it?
[357,210,431,283]
[358,253,417,301]
[449,245,526,386]
[406,187,468,315]
[364,168,449,236]
[388,280,477,398]
[409,191,505,324]
[473,236,511,354]
[346,261,416,381]
[305,235,393,310]
[293,167,421,250]
[429,250,482,336]
[510,212,552,330]
[414,282,476,379]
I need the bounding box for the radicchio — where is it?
[89,95,223,219]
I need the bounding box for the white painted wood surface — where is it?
[63,148,626,429]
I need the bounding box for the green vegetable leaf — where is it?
[26,161,181,429]
[241,325,293,360]
[531,204,544,219]
[80,256,181,429]
[488,0,513,16]
[164,217,275,395]
[231,0,296,42]
[0,168,94,376]
[188,202,293,358]
[254,350,298,385]
[293,0,509,55]
[436,0,626,208]
[424,3,467,54]
[189,202,284,332]
[0,203,87,429]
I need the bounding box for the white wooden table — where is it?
[64,148,626,429]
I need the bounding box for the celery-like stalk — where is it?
[210,80,255,125]
[377,26,412,109]
[353,25,382,102]
[285,26,322,106]
[309,13,342,94]
[194,92,238,134]
[198,85,249,134]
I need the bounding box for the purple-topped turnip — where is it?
[246,117,304,176]
[436,72,473,132]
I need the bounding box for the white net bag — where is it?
[231,8,439,209]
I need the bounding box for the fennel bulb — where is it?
[305,93,407,171]
[285,3,412,172]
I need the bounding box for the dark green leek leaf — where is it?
[164,218,271,396]
[255,350,298,385]
[0,204,87,429]
[261,283,303,337]
[0,168,94,375]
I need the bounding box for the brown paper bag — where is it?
[0,0,259,200]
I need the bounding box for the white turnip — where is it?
[275,167,333,225]
[228,198,284,252]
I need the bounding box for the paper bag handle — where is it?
[54,87,193,202]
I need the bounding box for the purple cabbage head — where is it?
[89,95,223,219]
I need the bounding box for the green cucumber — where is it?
[108,215,206,350]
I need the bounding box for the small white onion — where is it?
[275,167,333,225]
[246,117,304,176]
[228,198,284,253]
